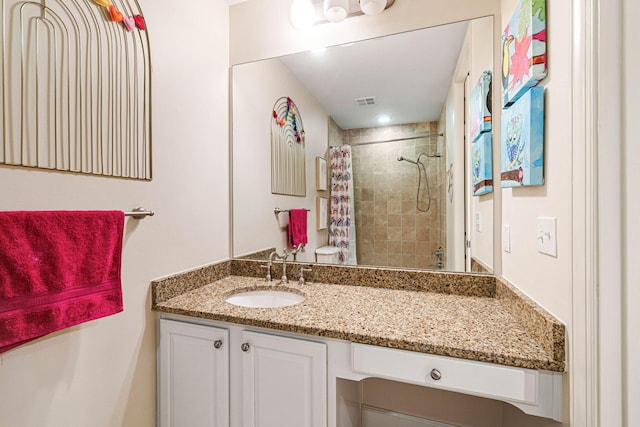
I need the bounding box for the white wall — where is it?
[597,0,624,423]
[232,59,328,262]
[623,0,639,423]
[0,0,230,425]
[230,0,500,65]
[499,0,572,326]
[588,0,639,424]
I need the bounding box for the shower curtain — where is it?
[329,145,357,265]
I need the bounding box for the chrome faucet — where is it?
[267,249,290,284]
[298,267,312,285]
[289,243,305,261]
[261,255,275,282]
[280,250,290,284]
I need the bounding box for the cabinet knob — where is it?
[213,340,223,349]
[241,342,250,352]
[430,369,442,381]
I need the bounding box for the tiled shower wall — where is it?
[343,122,447,269]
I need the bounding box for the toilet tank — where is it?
[315,246,341,264]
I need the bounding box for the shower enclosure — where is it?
[335,120,446,270]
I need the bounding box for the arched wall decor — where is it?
[271,96,305,196]
[1,0,152,179]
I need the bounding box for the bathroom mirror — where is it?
[232,16,494,274]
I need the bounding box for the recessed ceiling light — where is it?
[377,115,391,124]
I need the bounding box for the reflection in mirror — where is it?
[271,96,307,196]
[330,120,446,270]
[232,16,494,274]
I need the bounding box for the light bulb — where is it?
[324,0,349,22]
[290,0,315,30]
[359,0,386,15]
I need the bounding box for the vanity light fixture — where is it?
[290,0,315,30]
[359,0,387,15]
[290,0,395,30]
[323,0,349,22]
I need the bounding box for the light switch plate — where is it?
[503,225,511,253]
[475,212,481,232]
[537,217,557,257]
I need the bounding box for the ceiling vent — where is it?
[354,96,376,106]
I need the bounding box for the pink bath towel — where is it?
[0,210,125,353]
[288,209,308,249]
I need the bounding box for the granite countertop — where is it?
[152,261,565,372]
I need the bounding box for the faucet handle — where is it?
[260,264,272,282]
[298,267,312,285]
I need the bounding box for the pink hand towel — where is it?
[0,210,125,353]
[288,209,308,249]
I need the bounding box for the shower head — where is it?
[397,156,418,165]
[398,154,433,213]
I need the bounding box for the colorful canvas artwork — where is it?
[502,0,547,108]
[501,86,544,187]
[472,133,493,196]
[470,71,492,142]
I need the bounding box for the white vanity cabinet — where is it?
[350,343,562,420]
[159,318,327,427]
[159,316,562,426]
[159,319,229,427]
[240,330,327,427]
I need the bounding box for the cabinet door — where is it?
[159,319,229,427]
[240,331,327,427]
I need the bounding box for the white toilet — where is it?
[315,246,341,264]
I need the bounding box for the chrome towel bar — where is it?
[124,207,155,219]
[274,207,311,215]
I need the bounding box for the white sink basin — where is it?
[225,289,305,308]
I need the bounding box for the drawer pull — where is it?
[213,340,223,349]
[241,342,250,352]
[430,369,442,381]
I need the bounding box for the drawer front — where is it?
[352,344,538,404]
